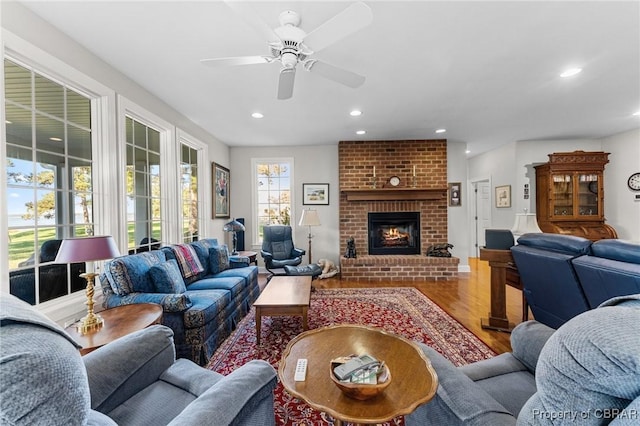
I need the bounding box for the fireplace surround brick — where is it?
[339,140,458,281]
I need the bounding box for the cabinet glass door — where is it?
[552,174,573,216]
[578,174,599,216]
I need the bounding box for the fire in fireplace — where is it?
[368,212,420,255]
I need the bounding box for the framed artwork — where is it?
[448,182,462,206]
[212,162,230,218]
[495,185,511,208]
[302,183,329,205]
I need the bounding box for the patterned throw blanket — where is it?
[170,244,204,278]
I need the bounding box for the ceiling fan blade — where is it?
[307,60,365,88]
[277,68,296,100]
[200,56,272,67]
[303,2,373,53]
[224,0,281,43]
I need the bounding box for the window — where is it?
[5,58,94,304]
[125,116,163,253]
[179,141,202,243]
[253,158,293,243]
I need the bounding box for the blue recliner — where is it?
[510,233,592,329]
[573,239,640,308]
[260,225,305,274]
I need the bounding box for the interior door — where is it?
[475,180,491,256]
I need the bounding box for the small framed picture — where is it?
[495,185,511,208]
[448,182,461,207]
[212,162,230,218]
[302,183,329,205]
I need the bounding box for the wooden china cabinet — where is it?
[534,151,617,241]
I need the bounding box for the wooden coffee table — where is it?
[279,324,438,425]
[254,275,312,345]
[65,303,163,355]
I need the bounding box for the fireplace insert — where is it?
[368,212,420,255]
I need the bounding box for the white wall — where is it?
[447,141,470,271]
[230,145,340,266]
[602,128,640,241]
[467,135,640,247]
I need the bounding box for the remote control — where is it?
[294,358,307,381]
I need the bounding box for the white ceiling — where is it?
[20,1,640,157]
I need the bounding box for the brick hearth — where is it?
[339,140,459,281]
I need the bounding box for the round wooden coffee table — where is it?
[279,324,438,425]
[65,303,163,355]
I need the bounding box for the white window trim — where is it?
[176,128,210,239]
[2,30,117,323]
[116,95,177,247]
[250,157,295,246]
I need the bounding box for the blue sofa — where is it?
[100,239,259,364]
[1,294,277,425]
[511,233,640,329]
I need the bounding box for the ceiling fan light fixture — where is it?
[560,67,582,78]
[281,52,298,69]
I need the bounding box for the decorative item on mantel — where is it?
[371,166,377,189]
[412,165,417,188]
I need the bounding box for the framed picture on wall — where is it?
[302,183,329,205]
[495,185,511,208]
[448,182,462,206]
[212,162,230,218]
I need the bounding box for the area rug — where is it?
[207,287,496,425]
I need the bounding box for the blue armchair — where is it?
[260,225,305,273]
[0,294,278,425]
[406,294,640,425]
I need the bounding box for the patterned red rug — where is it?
[207,287,496,425]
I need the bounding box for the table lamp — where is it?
[299,209,321,264]
[223,219,245,254]
[511,209,543,242]
[55,235,120,334]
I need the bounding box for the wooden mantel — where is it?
[342,188,447,201]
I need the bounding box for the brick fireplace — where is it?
[339,140,459,281]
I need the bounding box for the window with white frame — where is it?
[5,58,94,304]
[178,132,206,243]
[253,158,293,243]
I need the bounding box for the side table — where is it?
[65,303,163,355]
[236,250,258,266]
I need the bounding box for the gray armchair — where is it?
[406,294,640,425]
[260,225,305,273]
[0,294,278,425]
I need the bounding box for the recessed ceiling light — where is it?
[465,150,471,154]
[251,112,264,119]
[49,137,63,142]
[633,111,640,116]
[435,128,446,134]
[356,130,366,135]
[560,68,582,78]
[350,110,362,117]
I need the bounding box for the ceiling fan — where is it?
[201,1,373,100]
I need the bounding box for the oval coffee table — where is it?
[279,324,438,425]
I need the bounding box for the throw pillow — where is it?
[149,259,187,294]
[209,245,230,274]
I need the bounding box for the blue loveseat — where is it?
[100,239,259,364]
[511,233,640,329]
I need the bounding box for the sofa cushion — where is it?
[187,276,245,299]
[209,246,230,274]
[167,244,205,279]
[105,251,167,295]
[182,290,233,329]
[190,239,219,275]
[149,259,187,294]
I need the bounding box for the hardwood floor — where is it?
[301,257,527,354]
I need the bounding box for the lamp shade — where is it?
[511,213,543,239]
[223,219,245,232]
[54,236,120,263]
[299,209,321,227]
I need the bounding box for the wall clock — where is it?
[389,176,401,187]
[628,172,640,191]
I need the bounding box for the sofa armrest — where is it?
[510,320,555,373]
[102,291,192,312]
[168,360,278,426]
[83,325,176,414]
[229,256,250,268]
[292,247,305,257]
[260,250,273,261]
